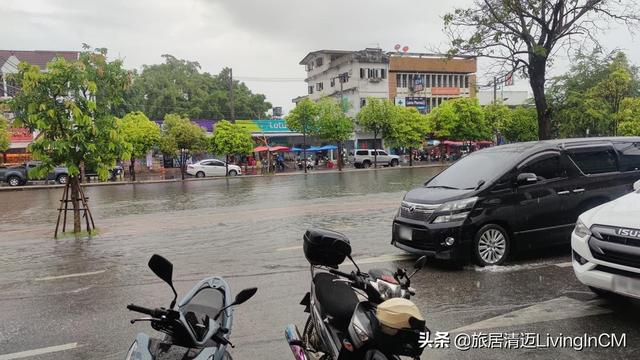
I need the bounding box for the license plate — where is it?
[398,226,413,241]
[613,276,640,295]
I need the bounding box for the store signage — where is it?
[236,119,293,133]
[413,77,424,92]
[395,97,405,106]
[432,87,461,95]
[9,128,32,142]
[405,97,427,107]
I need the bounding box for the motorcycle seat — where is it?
[313,272,359,327]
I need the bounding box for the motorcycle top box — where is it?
[303,228,351,268]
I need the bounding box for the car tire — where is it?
[7,176,21,187]
[228,170,238,176]
[56,174,69,185]
[196,171,205,178]
[391,159,399,167]
[363,160,371,168]
[473,224,510,266]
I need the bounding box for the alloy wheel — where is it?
[8,177,20,186]
[478,229,507,264]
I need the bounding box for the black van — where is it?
[392,137,640,266]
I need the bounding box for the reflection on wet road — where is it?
[0,166,638,359]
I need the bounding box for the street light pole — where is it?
[229,68,235,124]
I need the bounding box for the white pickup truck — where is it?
[572,179,640,299]
[350,149,400,168]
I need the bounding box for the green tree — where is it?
[549,50,639,137]
[356,98,397,168]
[128,56,271,120]
[617,98,640,136]
[10,49,132,235]
[315,98,354,171]
[429,98,491,141]
[159,114,206,180]
[209,120,254,176]
[121,111,161,181]
[285,98,319,173]
[497,107,538,143]
[444,1,640,140]
[0,115,10,160]
[386,107,430,166]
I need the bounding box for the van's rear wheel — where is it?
[473,224,510,266]
[8,176,21,187]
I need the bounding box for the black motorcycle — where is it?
[285,228,429,360]
[125,254,257,360]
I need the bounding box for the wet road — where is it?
[0,167,638,360]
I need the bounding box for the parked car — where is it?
[84,165,123,182]
[0,161,69,186]
[572,179,640,299]
[186,159,242,177]
[391,137,640,266]
[350,149,400,168]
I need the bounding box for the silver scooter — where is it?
[125,254,257,360]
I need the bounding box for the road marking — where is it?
[0,343,78,360]
[34,270,105,281]
[449,296,611,333]
[275,245,303,252]
[555,261,573,268]
[344,254,415,265]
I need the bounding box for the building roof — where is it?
[299,50,354,65]
[0,50,80,70]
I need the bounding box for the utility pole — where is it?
[337,73,346,171]
[493,76,497,104]
[229,68,235,124]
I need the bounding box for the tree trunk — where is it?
[70,175,81,235]
[180,150,186,180]
[337,142,343,171]
[303,131,307,174]
[130,157,136,182]
[373,132,378,169]
[528,56,551,140]
[225,154,229,176]
[409,147,413,167]
[79,161,85,183]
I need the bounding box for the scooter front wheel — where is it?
[223,350,233,360]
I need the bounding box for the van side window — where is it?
[356,150,368,156]
[520,154,562,181]
[614,142,640,172]
[567,148,618,174]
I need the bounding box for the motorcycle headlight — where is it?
[574,219,591,239]
[125,341,138,360]
[376,279,402,300]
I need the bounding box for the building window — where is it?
[360,98,366,107]
[330,78,335,87]
[381,69,386,79]
[464,75,469,88]
[360,68,365,78]
[308,86,314,94]
[316,57,323,66]
[316,82,323,91]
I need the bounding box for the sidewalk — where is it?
[0,162,451,191]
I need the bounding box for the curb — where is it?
[0,163,449,192]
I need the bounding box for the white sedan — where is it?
[186,159,242,177]
[572,179,640,299]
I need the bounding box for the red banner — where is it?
[9,128,32,142]
[431,87,461,96]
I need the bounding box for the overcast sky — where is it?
[3,0,639,115]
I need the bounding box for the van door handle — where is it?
[558,190,570,195]
[573,188,585,193]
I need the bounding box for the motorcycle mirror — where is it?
[214,287,258,320]
[148,254,178,309]
[414,256,427,270]
[233,287,258,306]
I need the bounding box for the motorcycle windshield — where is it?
[181,287,225,341]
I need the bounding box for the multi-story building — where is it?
[1,50,80,164]
[295,48,477,149]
